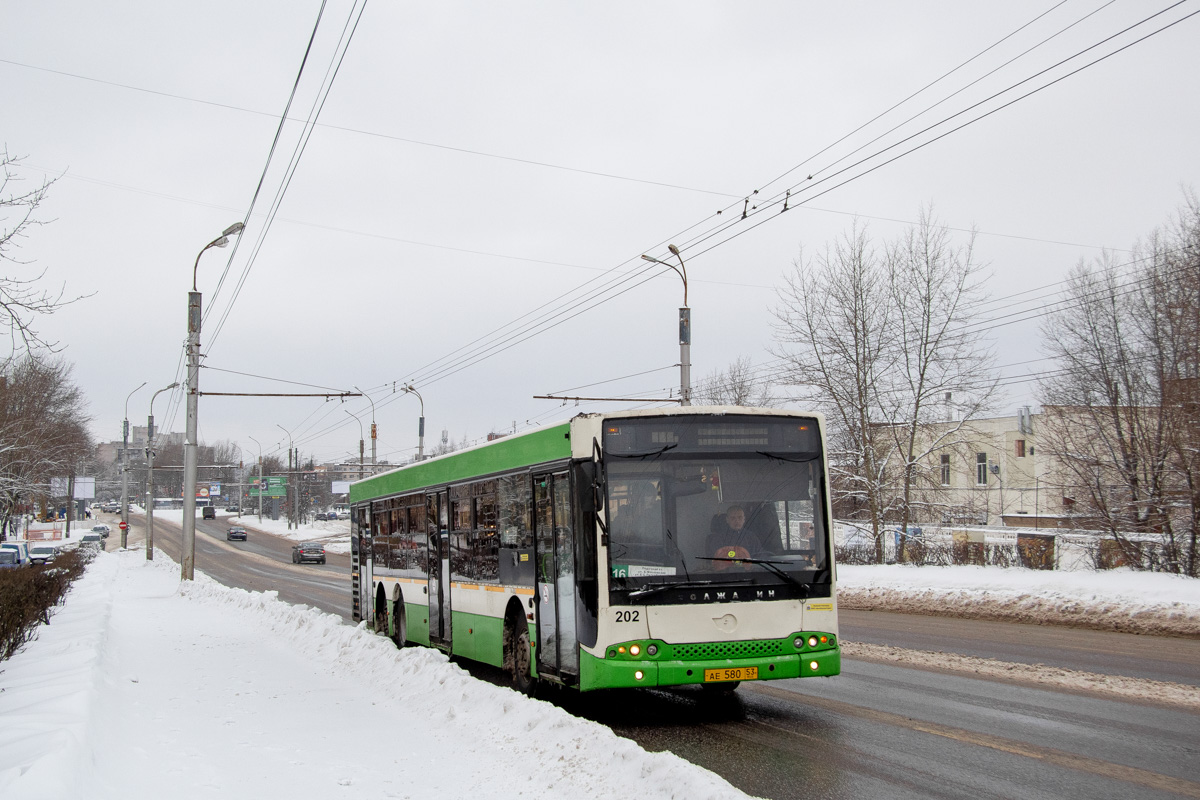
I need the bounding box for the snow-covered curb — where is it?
[837,564,1200,637]
[843,642,1200,710]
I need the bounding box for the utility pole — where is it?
[182,222,245,580]
[640,245,691,405]
[121,381,146,548]
[293,448,300,526]
[146,381,178,561]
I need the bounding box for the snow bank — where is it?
[838,564,1200,636]
[0,550,749,800]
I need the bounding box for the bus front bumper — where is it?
[578,646,840,691]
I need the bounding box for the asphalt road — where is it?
[107,513,1200,800]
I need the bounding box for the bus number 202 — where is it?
[615,610,640,623]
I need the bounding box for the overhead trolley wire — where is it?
[384,3,1199,397]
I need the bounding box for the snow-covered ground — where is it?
[0,550,746,800]
[3,533,1198,798]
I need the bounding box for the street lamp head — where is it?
[222,222,245,237]
[211,236,230,249]
[668,244,681,256]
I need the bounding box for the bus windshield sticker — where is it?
[612,564,677,578]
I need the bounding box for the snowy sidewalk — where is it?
[0,550,747,800]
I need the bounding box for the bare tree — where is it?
[694,356,774,407]
[772,221,894,562]
[879,208,997,558]
[1039,193,1200,575]
[1,150,88,355]
[0,356,92,538]
[772,212,998,562]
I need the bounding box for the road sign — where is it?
[119,521,129,530]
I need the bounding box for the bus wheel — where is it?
[509,617,537,695]
[391,601,406,649]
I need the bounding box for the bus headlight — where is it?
[634,670,644,681]
[646,644,658,656]
[808,636,818,647]
[793,636,804,649]
[809,661,819,671]
[630,644,641,656]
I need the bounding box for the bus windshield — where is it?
[603,415,829,604]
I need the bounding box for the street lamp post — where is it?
[145,381,179,561]
[640,244,690,405]
[248,435,263,523]
[182,221,246,580]
[121,381,146,548]
[402,384,425,461]
[276,424,294,529]
[346,410,365,479]
[355,385,376,470]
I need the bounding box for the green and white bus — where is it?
[349,407,839,693]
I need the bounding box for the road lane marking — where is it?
[748,683,1200,798]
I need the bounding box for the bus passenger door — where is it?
[427,491,451,649]
[357,504,373,622]
[534,471,578,678]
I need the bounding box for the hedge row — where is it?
[0,548,92,661]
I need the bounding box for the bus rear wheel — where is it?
[391,601,406,648]
[509,616,537,695]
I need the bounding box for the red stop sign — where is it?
[119,521,129,530]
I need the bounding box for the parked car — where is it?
[336,509,350,520]
[0,550,19,569]
[28,544,58,564]
[225,505,240,513]
[291,542,326,564]
[92,523,111,539]
[0,541,30,566]
[226,526,247,541]
[80,533,105,551]
[202,506,216,520]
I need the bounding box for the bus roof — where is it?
[349,422,571,503]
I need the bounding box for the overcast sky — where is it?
[5,1,1199,469]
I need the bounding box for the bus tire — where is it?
[391,601,406,648]
[509,616,537,695]
[374,585,387,634]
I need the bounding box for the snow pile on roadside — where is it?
[0,550,748,800]
[837,564,1200,636]
[842,641,1200,710]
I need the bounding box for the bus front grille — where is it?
[673,640,784,660]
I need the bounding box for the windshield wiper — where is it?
[627,578,751,600]
[755,451,820,464]
[609,443,678,460]
[696,556,810,593]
